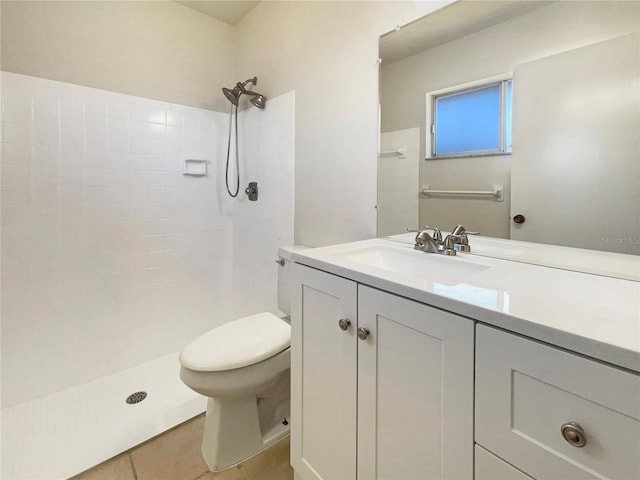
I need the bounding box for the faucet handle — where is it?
[451,225,480,236]
[407,226,442,242]
[423,225,443,242]
[451,225,465,236]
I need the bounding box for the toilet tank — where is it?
[277,246,308,317]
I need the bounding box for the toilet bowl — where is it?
[179,246,302,472]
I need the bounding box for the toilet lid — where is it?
[179,312,291,372]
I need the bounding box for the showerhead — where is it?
[249,94,266,109]
[222,77,266,109]
[222,86,240,106]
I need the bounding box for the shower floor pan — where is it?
[1,352,206,479]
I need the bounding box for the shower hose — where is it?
[225,103,240,197]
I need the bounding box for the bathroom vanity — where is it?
[288,237,640,480]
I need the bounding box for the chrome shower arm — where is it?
[238,77,257,91]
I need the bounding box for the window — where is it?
[430,79,512,157]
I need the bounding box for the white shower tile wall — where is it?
[232,92,295,319]
[0,72,234,408]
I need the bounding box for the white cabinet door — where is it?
[291,264,358,480]
[357,286,474,480]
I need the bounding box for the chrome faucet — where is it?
[411,226,444,253]
[409,225,480,255]
[414,230,442,253]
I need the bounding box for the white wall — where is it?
[233,1,453,246]
[0,1,235,111]
[0,72,235,407]
[232,92,295,318]
[380,1,639,239]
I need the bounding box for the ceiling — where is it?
[380,1,552,64]
[175,1,260,25]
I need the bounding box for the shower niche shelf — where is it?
[183,159,208,176]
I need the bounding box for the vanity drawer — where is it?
[475,445,534,480]
[476,325,640,480]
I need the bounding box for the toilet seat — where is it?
[179,312,290,372]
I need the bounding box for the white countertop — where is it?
[291,237,640,373]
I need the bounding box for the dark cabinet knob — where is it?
[513,214,526,224]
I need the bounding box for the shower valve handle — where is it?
[245,182,258,201]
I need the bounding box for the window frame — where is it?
[426,75,512,159]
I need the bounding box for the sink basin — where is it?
[332,244,490,286]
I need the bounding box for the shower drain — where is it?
[125,391,148,404]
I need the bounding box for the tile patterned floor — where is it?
[71,415,293,480]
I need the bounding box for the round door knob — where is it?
[338,318,351,331]
[513,214,526,224]
[357,327,370,340]
[561,422,587,447]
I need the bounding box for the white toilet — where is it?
[179,246,299,472]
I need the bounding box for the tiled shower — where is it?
[0,71,294,479]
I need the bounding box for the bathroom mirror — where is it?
[377,0,639,256]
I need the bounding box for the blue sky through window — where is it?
[434,83,508,156]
